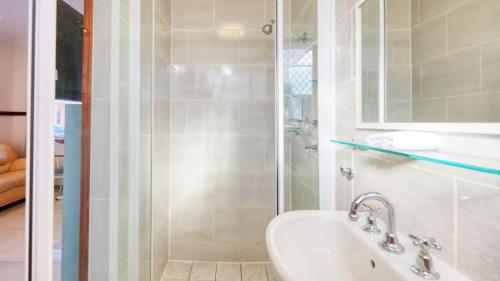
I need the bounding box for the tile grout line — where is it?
[188,261,194,281]
[264,263,271,281]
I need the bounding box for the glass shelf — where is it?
[330,139,500,176]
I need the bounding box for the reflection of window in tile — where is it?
[287,49,314,96]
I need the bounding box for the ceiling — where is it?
[0,0,83,43]
[0,0,29,42]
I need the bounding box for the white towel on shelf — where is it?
[366,131,442,151]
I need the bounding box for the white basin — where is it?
[266,211,470,281]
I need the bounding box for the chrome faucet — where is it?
[409,234,442,280]
[348,192,405,254]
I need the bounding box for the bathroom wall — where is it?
[360,0,412,122]
[169,0,277,261]
[152,0,171,280]
[283,0,320,210]
[411,0,500,122]
[0,41,27,155]
[386,0,412,122]
[335,1,500,281]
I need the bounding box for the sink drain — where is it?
[370,260,376,269]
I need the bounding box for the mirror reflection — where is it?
[358,0,500,123]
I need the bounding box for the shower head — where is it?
[262,19,275,35]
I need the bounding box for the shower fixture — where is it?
[262,19,275,35]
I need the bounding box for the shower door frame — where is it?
[275,0,335,214]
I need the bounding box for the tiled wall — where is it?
[283,0,320,210]
[360,0,413,122]
[411,0,500,122]
[386,0,412,122]
[335,1,500,281]
[169,0,277,262]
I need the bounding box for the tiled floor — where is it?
[0,201,62,281]
[0,202,25,280]
[161,261,276,281]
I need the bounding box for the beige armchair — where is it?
[0,142,26,207]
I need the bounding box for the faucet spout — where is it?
[349,192,405,254]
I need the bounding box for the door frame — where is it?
[28,0,56,280]
[79,0,93,280]
[28,0,93,280]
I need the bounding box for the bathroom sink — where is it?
[266,211,470,281]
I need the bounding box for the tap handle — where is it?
[359,204,381,216]
[409,234,442,251]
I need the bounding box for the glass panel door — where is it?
[281,0,320,211]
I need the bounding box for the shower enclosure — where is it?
[281,0,320,211]
[88,0,320,280]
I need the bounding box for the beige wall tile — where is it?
[170,243,240,261]
[170,101,188,135]
[387,65,412,101]
[336,81,356,139]
[353,153,456,264]
[481,39,500,93]
[418,0,467,22]
[172,31,189,64]
[393,31,411,64]
[170,207,214,243]
[336,0,357,21]
[336,13,354,83]
[334,148,353,211]
[187,101,240,135]
[239,172,277,207]
[240,102,275,136]
[172,65,272,101]
[457,180,500,281]
[189,31,240,64]
[411,0,419,27]
[386,101,412,122]
[291,178,318,210]
[291,0,317,41]
[447,0,500,51]
[412,98,446,122]
[172,0,213,29]
[239,243,268,262]
[420,48,480,98]
[412,64,421,98]
[386,0,410,29]
[214,208,266,243]
[171,172,239,207]
[214,0,266,30]
[266,0,276,22]
[240,31,274,65]
[412,15,446,63]
[446,93,500,122]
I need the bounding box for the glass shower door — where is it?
[281,0,320,211]
[89,0,154,280]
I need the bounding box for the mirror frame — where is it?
[353,0,500,135]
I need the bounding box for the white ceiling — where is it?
[64,0,84,14]
[0,0,83,43]
[0,0,29,42]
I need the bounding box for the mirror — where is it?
[357,0,500,123]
